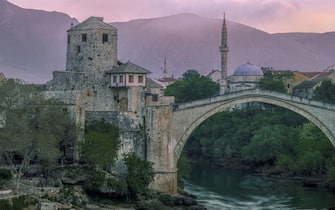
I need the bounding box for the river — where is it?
[184,164,335,210]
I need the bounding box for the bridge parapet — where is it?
[175,89,335,111]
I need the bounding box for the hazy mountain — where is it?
[0,0,76,83]
[0,0,334,83]
[113,13,335,79]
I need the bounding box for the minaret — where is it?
[163,56,168,78]
[220,14,229,94]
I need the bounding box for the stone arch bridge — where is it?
[146,89,335,194]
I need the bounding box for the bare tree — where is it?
[0,79,76,193]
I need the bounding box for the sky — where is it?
[7,0,335,33]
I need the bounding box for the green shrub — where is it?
[0,195,30,210]
[82,168,105,193]
[124,152,154,196]
[135,199,170,210]
[0,168,12,187]
[158,194,174,206]
[106,176,127,196]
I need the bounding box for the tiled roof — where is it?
[107,61,151,74]
[69,16,117,31]
[313,71,333,80]
[294,71,334,89]
[301,72,321,79]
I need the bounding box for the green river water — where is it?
[184,164,335,210]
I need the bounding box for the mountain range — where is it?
[0,0,334,83]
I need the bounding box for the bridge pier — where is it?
[145,105,178,194]
[149,170,178,194]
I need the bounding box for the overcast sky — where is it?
[8,0,335,33]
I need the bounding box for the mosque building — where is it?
[228,63,264,93]
[219,15,263,94]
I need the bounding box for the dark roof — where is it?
[158,77,177,82]
[106,61,151,74]
[294,80,314,89]
[269,70,292,74]
[147,78,163,89]
[68,16,117,31]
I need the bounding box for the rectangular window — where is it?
[76,46,81,53]
[119,75,123,83]
[102,34,108,43]
[152,94,158,102]
[129,75,134,83]
[113,75,117,83]
[82,34,87,42]
[138,75,143,83]
[67,35,70,44]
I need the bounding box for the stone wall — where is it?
[66,27,118,73]
[46,71,107,91]
[86,111,146,159]
[145,104,177,194]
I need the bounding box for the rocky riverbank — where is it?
[0,164,207,210]
[0,187,206,210]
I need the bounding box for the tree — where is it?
[123,152,154,196]
[81,119,120,170]
[259,71,293,93]
[0,79,75,193]
[313,79,335,103]
[182,69,200,81]
[33,99,77,180]
[293,122,333,175]
[241,125,297,163]
[165,70,219,103]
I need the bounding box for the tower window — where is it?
[152,94,158,102]
[67,35,70,44]
[129,75,134,83]
[102,34,108,43]
[287,83,290,89]
[82,34,87,42]
[76,46,81,53]
[113,75,117,83]
[138,75,143,83]
[119,75,124,83]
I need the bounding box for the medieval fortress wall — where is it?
[43,16,168,160]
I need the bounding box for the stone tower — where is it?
[66,17,118,72]
[220,14,229,94]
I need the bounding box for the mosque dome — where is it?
[233,63,263,76]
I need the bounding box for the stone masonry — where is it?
[44,16,173,164]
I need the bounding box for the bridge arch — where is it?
[147,89,335,194]
[173,93,335,164]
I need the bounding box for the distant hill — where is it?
[113,13,335,79]
[0,0,334,83]
[0,0,76,83]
